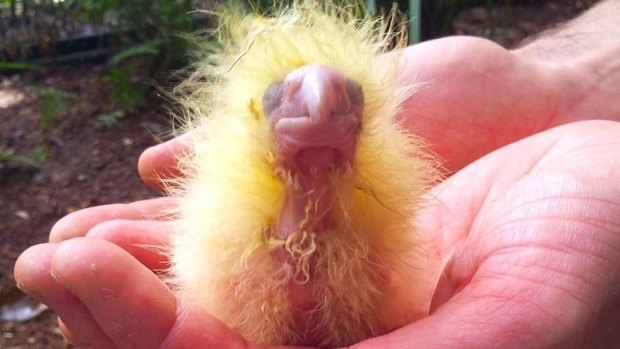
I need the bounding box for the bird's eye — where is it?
[345,79,364,107]
[262,82,284,117]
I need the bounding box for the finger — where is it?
[50,197,176,242]
[138,132,191,191]
[57,317,91,348]
[48,238,236,349]
[51,238,177,349]
[86,219,172,271]
[14,244,117,348]
[50,238,313,349]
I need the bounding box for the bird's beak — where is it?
[262,64,363,168]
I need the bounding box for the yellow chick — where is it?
[167,1,440,347]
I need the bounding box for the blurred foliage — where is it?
[420,0,513,39]
[422,0,515,42]
[96,110,125,127]
[0,0,81,60]
[65,0,197,118]
[0,85,76,169]
[1,85,74,168]
[0,60,40,71]
[107,39,164,66]
[105,64,147,110]
[420,0,597,41]
[1,0,197,122]
[0,145,48,168]
[25,86,76,132]
[65,0,196,70]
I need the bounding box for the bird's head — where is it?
[262,64,363,172]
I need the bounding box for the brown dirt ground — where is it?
[0,1,592,348]
[1,65,168,348]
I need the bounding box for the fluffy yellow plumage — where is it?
[167,1,440,347]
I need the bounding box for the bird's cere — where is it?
[264,64,362,169]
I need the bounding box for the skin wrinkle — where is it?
[425,171,492,264]
[474,177,619,239]
[454,276,564,346]
[480,200,620,256]
[568,53,620,118]
[472,217,616,281]
[472,271,563,322]
[464,205,616,330]
[482,248,596,309]
[489,214,620,251]
[487,191,620,222]
[499,243,614,308]
[536,145,620,175]
[433,289,549,348]
[441,137,566,258]
[447,202,619,321]
[478,203,616,243]
[438,169,514,289]
[158,302,193,349]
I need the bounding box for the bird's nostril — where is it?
[346,79,364,107]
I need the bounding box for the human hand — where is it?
[15,35,620,348]
[354,120,620,349]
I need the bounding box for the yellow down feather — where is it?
[167,1,440,347]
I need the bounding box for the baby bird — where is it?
[167,1,440,347]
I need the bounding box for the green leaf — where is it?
[0,145,48,168]
[0,61,41,72]
[104,65,147,110]
[29,145,49,164]
[26,86,77,132]
[108,39,166,66]
[97,110,126,127]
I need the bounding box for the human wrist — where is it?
[511,0,620,123]
[512,0,620,62]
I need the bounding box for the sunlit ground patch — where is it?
[0,89,25,109]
